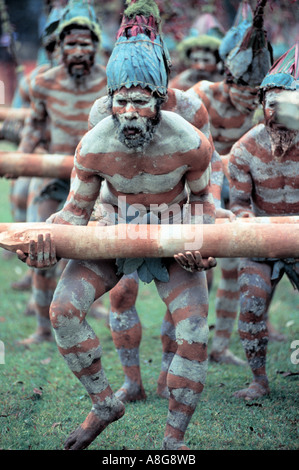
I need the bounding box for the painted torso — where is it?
[55,110,213,225]
[29,63,107,154]
[88,87,222,205]
[229,123,299,217]
[189,80,258,155]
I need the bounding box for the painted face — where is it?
[61,28,96,79]
[112,87,160,150]
[189,49,217,72]
[264,88,297,157]
[263,88,285,129]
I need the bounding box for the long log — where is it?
[0,222,299,259]
[0,107,31,122]
[0,151,74,178]
[0,217,298,234]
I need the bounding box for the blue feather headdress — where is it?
[224,0,273,87]
[219,0,253,63]
[260,42,299,93]
[57,0,101,43]
[106,0,171,97]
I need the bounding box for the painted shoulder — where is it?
[156,110,203,153]
[88,95,111,128]
[79,116,120,155]
[172,88,204,118]
[239,123,267,144]
[194,79,214,94]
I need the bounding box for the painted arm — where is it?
[175,134,217,272]
[229,140,255,218]
[16,142,103,268]
[186,133,216,225]
[49,142,103,225]
[18,78,48,154]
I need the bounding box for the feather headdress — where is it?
[42,0,65,46]
[57,0,101,43]
[219,0,253,62]
[106,0,171,96]
[260,41,299,93]
[224,0,273,87]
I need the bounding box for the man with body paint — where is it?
[168,34,223,91]
[16,0,216,451]
[4,1,65,295]
[88,73,225,403]
[187,0,283,365]
[228,42,299,400]
[16,0,108,345]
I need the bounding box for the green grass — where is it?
[0,142,298,450]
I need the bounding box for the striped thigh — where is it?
[50,259,121,406]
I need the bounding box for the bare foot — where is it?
[209,348,247,366]
[16,331,53,346]
[115,384,146,403]
[64,401,125,450]
[233,379,270,400]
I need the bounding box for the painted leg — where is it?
[17,265,57,345]
[10,176,35,285]
[19,179,63,343]
[264,286,286,342]
[156,261,209,450]
[233,258,272,400]
[4,177,29,262]
[9,177,30,223]
[109,272,146,403]
[50,259,125,450]
[157,307,176,399]
[210,258,246,366]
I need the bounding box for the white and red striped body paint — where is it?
[16,30,107,345]
[88,86,221,401]
[48,97,215,449]
[229,115,299,398]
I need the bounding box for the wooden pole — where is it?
[0,221,299,259]
[0,151,74,178]
[1,217,298,234]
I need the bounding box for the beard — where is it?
[66,57,94,82]
[267,125,297,158]
[112,111,161,151]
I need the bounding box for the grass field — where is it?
[0,141,298,451]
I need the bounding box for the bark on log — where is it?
[0,222,299,259]
[0,107,31,121]
[0,152,74,178]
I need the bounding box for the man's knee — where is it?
[109,276,138,312]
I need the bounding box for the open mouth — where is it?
[123,127,142,138]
